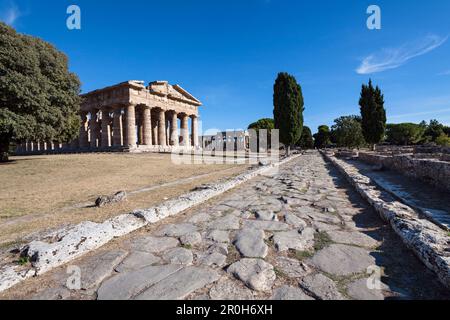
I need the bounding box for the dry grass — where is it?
[0,153,247,247]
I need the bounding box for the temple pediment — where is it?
[149,81,201,106]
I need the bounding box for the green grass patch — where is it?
[314,231,333,251]
[17,256,29,266]
[293,249,314,261]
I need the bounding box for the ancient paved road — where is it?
[17,151,450,300]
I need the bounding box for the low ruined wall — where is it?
[323,152,450,289]
[358,152,450,192]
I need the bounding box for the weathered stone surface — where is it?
[283,213,307,229]
[227,259,276,292]
[233,228,268,258]
[242,220,290,231]
[23,215,146,275]
[97,265,182,300]
[77,250,128,290]
[347,278,386,300]
[130,236,179,253]
[206,230,230,243]
[163,248,193,265]
[300,273,345,300]
[188,212,213,224]
[197,251,227,268]
[135,267,220,300]
[156,223,198,237]
[271,285,314,300]
[31,287,71,300]
[180,232,202,246]
[274,257,312,278]
[312,221,341,232]
[273,228,315,252]
[327,230,380,248]
[324,153,450,289]
[255,210,278,221]
[209,278,254,300]
[308,244,376,276]
[208,214,241,230]
[95,191,127,207]
[115,252,161,273]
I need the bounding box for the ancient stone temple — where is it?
[16,80,202,154]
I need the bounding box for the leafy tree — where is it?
[248,118,275,132]
[424,119,445,142]
[298,126,314,149]
[436,133,450,147]
[359,80,386,150]
[273,72,304,155]
[331,115,366,148]
[386,123,425,145]
[0,23,81,161]
[313,125,331,149]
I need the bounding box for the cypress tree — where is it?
[273,72,304,155]
[359,79,386,150]
[298,126,314,149]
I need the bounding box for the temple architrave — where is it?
[16,80,202,154]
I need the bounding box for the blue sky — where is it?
[1,0,450,133]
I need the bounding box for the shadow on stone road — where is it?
[323,159,450,300]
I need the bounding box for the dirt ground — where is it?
[0,153,248,250]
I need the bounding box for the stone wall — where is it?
[358,152,450,192]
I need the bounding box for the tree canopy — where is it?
[359,80,386,149]
[248,118,275,132]
[273,72,304,154]
[0,22,81,161]
[298,126,314,149]
[331,115,366,148]
[313,125,331,149]
[386,123,425,145]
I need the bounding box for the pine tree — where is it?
[359,80,386,150]
[0,23,81,161]
[273,72,304,155]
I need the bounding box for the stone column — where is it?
[112,108,123,147]
[180,113,190,147]
[125,104,137,147]
[101,108,111,148]
[158,109,166,146]
[142,106,152,146]
[191,116,199,147]
[90,110,99,149]
[79,112,89,148]
[166,116,170,146]
[170,111,179,146]
[40,141,47,152]
[151,112,158,146]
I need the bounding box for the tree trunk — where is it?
[0,139,10,162]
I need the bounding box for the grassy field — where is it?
[0,153,247,248]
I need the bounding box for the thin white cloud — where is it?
[356,35,448,74]
[0,1,21,26]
